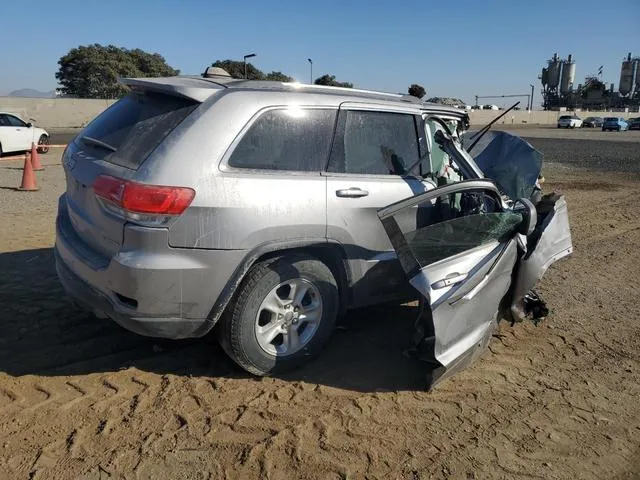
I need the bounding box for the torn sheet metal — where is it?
[511,193,573,322]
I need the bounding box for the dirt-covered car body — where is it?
[378,124,572,389]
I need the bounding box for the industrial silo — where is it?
[619,53,635,95]
[547,54,562,89]
[560,54,576,94]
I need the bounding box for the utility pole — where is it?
[243,53,256,79]
[529,84,535,110]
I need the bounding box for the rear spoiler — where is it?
[118,76,225,103]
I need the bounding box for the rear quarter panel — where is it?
[136,91,337,251]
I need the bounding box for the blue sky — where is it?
[1,0,638,107]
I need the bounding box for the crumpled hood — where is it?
[462,130,542,201]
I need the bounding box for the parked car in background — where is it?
[602,117,629,131]
[557,115,583,128]
[54,74,572,388]
[582,116,603,128]
[0,112,50,155]
[627,117,640,130]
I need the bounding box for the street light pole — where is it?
[529,84,535,110]
[243,53,256,79]
[307,58,313,84]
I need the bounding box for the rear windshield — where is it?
[604,117,617,122]
[76,91,198,169]
[559,115,571,120]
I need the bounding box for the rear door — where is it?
[4,114,32,151]
[324,104,433,306]
[0,114,18,152]
[378,180,525,387]
[61,90,199,257]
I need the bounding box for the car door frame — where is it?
[378,179,524,388]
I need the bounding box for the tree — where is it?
[314,74,353,88]
[55,44,179,99]
[211,60,264,80]
[408,84,426,99]
[265,71,293,82]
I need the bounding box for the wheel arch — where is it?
[204,239,352,334]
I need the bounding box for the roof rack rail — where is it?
[281,82,421,102]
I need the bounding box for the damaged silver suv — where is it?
[55,73,572,387]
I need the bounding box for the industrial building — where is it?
[539,52,640,111]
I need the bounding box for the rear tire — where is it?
[219,253,339,376]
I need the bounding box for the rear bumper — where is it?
[54,194,246,339]
[55,250,211,338]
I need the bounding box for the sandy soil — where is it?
[0,136,639,479]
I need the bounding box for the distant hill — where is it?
[7,88,57,98]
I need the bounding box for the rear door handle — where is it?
[336,187,369,198]
[431,272,467,289]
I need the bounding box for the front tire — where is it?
[219,253,339,376]
[37,135,49,154]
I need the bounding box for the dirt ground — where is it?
[0,132,639,479]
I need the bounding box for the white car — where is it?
[0,112,49,155]
[557,115,583,128]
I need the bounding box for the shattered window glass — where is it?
[394,190,522,267]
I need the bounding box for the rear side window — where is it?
[328,110,420,175]
[228,108,336,172]
[76,91,198,169]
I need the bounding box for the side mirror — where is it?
[513,198,537,235]
[26,122,33,128]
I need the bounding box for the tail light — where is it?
[93,175,195,225]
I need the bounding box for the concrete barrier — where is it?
[1,96,638,130]
[0,97,117,129]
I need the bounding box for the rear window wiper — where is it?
[80,136,118,153]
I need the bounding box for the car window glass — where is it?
[391,189,522,267]
[0,115,9,127]
[328,110,419,175]
[77,91,199,170]
[6,115,26,127]
[228,108,336,172]
[425,119,450,177]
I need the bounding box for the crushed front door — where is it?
[378,179,527,389]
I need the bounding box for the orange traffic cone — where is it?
[30,142,43,171]
[17,153,39,191]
